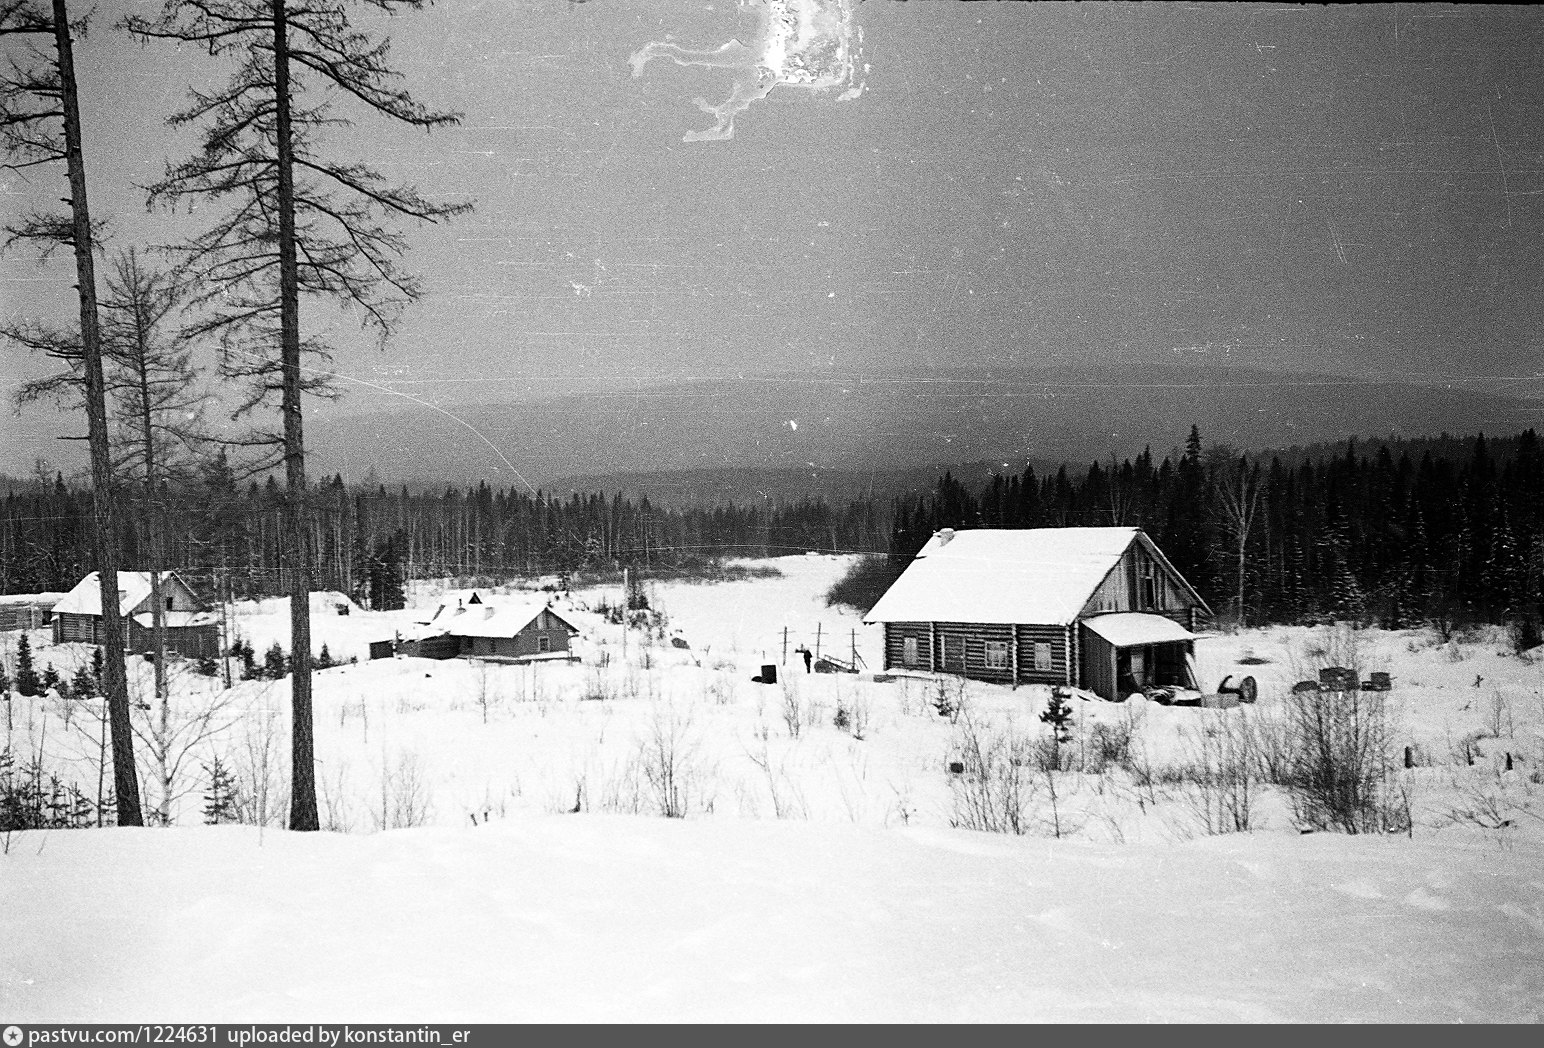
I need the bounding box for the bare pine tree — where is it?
[1,0,144,826]
[18,249,208,719]
[126,0,470,830]
[101,251,206,722]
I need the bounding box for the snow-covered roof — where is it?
[130,611,220,630]
[1080,612,1194,648]
[0,592,67,607]
[864,527,1142,626]
[418,589,485,625]
[52,571,200,618]
[443,602,578,639]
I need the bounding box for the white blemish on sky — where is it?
[630,0,864,142]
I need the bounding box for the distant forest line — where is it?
[2,427,1540,632]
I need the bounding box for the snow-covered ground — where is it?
[3,554,1543,1021]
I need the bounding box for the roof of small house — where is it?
[52,571,202,618]
[417,589,486,625]
[442,602,579,639]
[0,592,67,608]
[130,611,221,630]
[864,527,1200,626]
[1080,612,1194,647]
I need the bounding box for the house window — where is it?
[984,640,1008,669]
[166,596,175,611]
[902,636,919,665]
[538,634,551,653]
[1034,642,1053,672]
[1141,564,1158,609]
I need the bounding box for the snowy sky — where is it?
[2,1,1543,476]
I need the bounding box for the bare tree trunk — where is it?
[273,0,317,831]
[54,0,142,826]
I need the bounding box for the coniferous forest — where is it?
[3,426,1540,637]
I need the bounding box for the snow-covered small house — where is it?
[443,602,580,661]
[0,592,67,632]
[864,527,1211,700]
[371,598,580,662]
[51,571,220,658]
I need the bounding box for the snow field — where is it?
[3,554,1544,1020]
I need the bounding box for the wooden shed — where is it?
[51,571,220,659]
[864,527,1211,700]
[0,593,66,632]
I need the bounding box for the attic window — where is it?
[1141,564,1158,609]
[166,596,175,611]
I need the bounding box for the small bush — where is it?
[1087,720,1132,771]
[1282,685,1408,834]
[948,714,1038,836]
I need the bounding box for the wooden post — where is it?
[929,621,937,672]
[815,622,822,661]
[782,626,788,666]
[1010,625,1019,690]
[850,628,857,670]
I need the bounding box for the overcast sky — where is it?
[2,1,1542,477]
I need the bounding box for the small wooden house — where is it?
[51,571,221,659]
[864,527,1211,700]
[0,593,67,632]
[371,599,579,662]
[445,603,579,661]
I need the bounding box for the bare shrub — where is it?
[1180,709,1257,834]
[948,713,1037,835]
[745,738,808,820]
[779,680,802,739]
[1282,684,1408,834]
[1248,707,1295,786]
[637,703,702,818]
[231,705,288,828]
[1440,770,1542,831]
[1485,690,1515,739]
[372,750,431,830]
[849,692,872,741]
[1086,719,1132,773]
[318,761,354,832]
[471,661,500,723]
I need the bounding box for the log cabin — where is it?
[51,570,221,659]
[864,527,1211,700]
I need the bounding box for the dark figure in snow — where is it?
[797,646,813,673]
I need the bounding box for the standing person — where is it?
[798,645,813,673]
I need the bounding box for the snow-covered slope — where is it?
[4,817,1542,1022]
